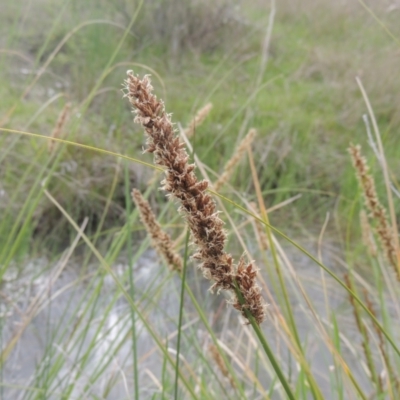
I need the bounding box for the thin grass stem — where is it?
[125,162,139,399]
[174,231,190,400]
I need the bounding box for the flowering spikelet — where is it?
[214,128,256,191]
[184,102,213,138]
[48,102,71,153]
[132,189,183,272]
[124,71,266,324]
[348,144,398,279]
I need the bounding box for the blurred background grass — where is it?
[1,0,399,249]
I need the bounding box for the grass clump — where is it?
[1,1,400,399]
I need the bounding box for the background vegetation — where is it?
[1,0,400,399]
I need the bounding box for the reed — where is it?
[124,71,266,324]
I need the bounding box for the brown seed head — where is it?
[124,71,266,324]
[348,144,398,278]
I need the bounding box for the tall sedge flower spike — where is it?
[124,71,266,324]
[348,144,399,280]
